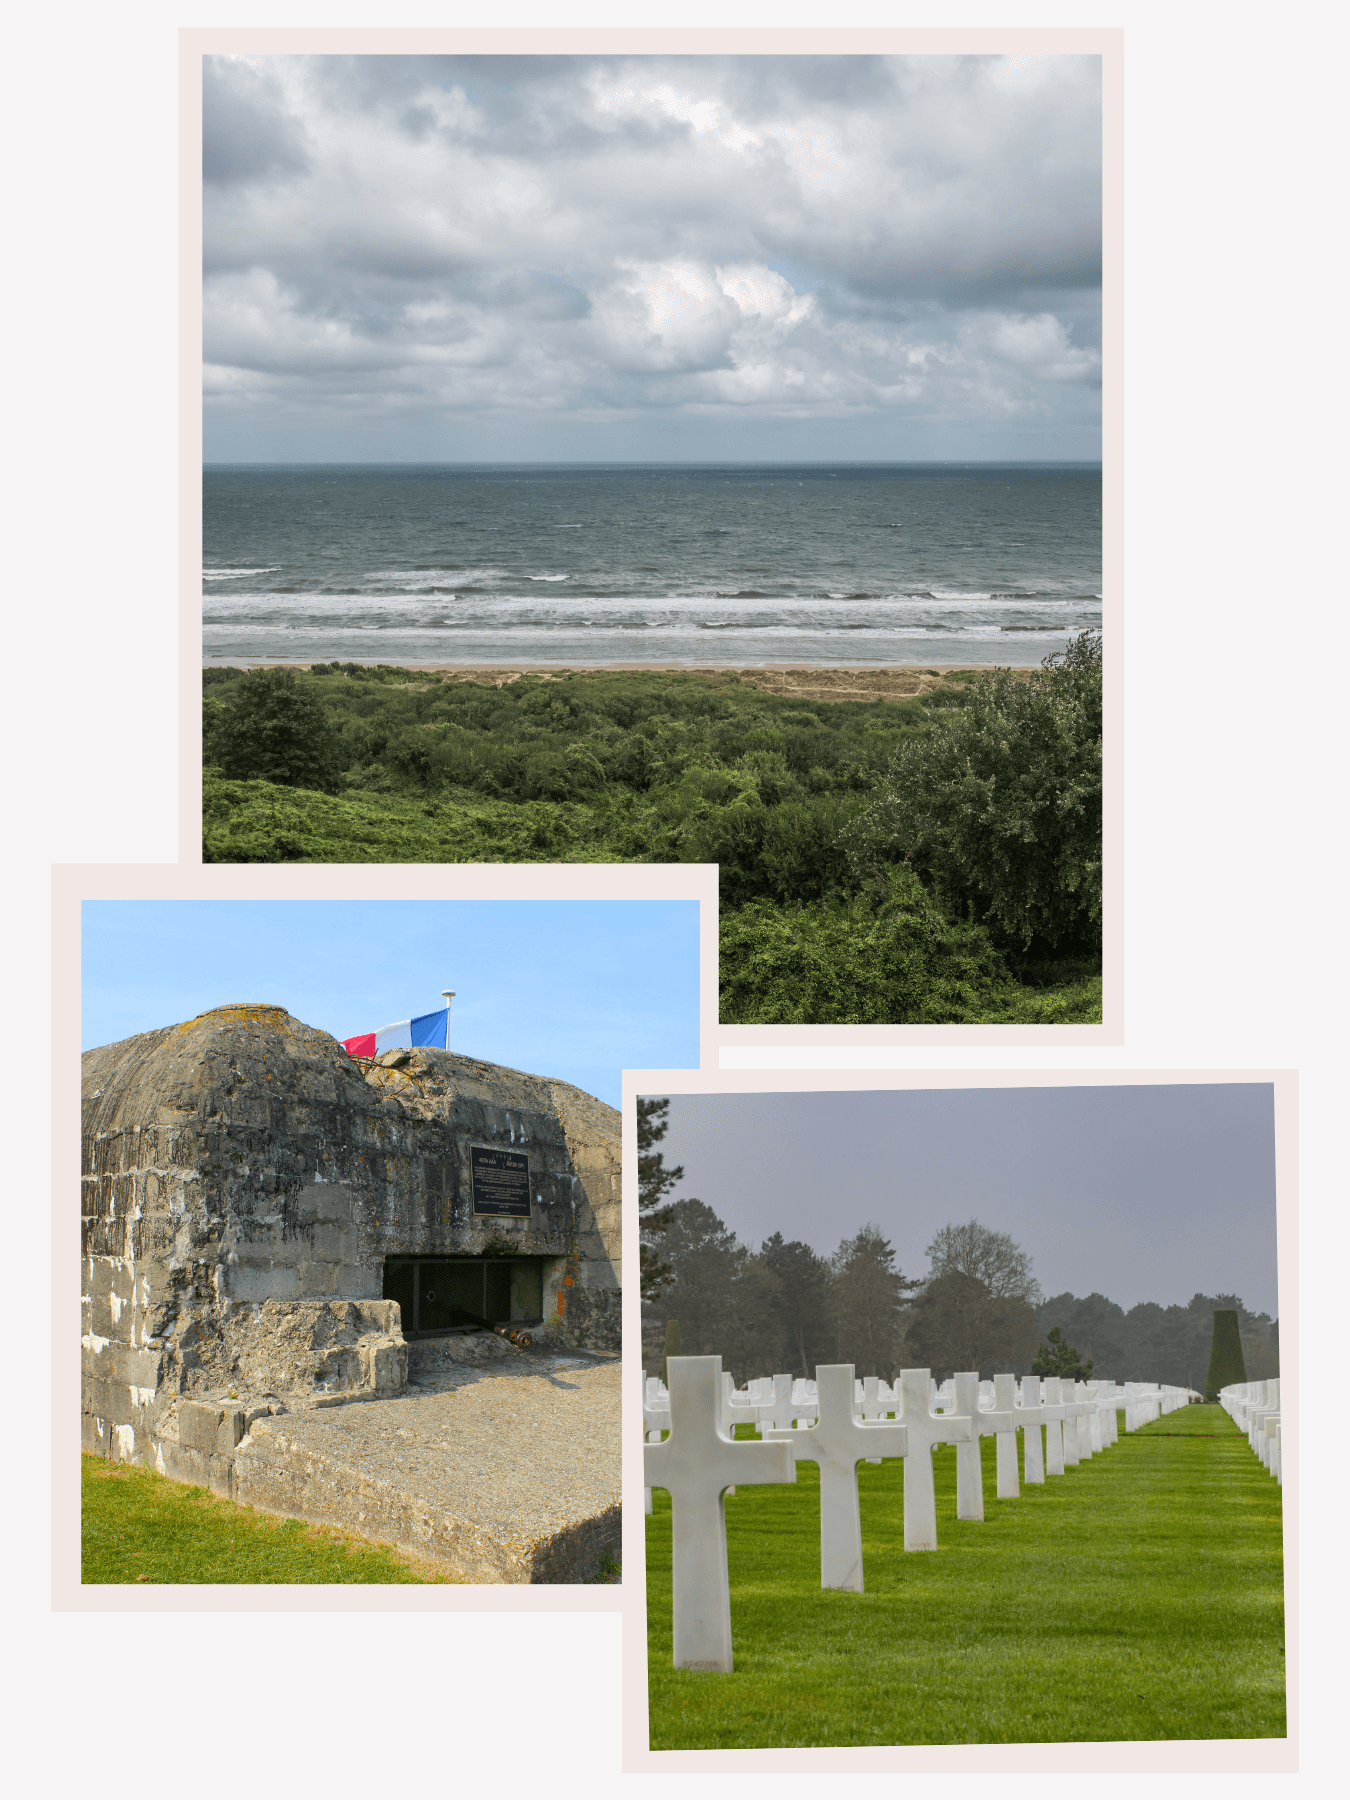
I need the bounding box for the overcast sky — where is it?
[655,1084,1279,1317]
[203,53,1102,463]
[82,899,698,1110]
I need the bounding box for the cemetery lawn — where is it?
[81,1455,463,1583]
[645,1406,1285,1748]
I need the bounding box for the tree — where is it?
[759,1232,831,1377]
[924,1218,1043,1306]
[661,1319,682,1388]
[637,1096,686,1303]
[1204,1309,1248,1400]
[838,629,1103,949]
[1030,1325,1094,1382]
[641,1198,744,1361]
[1033,1290,1126,1378]
[203,668,343,792]
[826,1223,919,1377]
[717,1255,790,1387]
[904,1270,1041,1380]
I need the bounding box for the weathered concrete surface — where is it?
[232,1350,621,1582]
[81,1004,621,1492]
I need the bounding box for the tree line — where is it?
[638,1102,1278,1390]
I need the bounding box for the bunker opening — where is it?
[383,1255,549,1338]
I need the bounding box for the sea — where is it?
[203,463,1101,668]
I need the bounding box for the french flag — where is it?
[342,1006,449,1058]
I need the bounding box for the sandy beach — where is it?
[223,662,1040,703]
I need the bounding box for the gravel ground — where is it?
[247,1350,620,1567]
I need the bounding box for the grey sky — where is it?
[655,1084,1279,1317]
[203,53,1102,462]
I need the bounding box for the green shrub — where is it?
[839,632,1102,948]
[203,668,343,793]
[719,868,1022,1024]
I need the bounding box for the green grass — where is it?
[82,1454,462,1584]
[645,1406,1284,1747]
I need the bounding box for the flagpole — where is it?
[441,991,455,1050]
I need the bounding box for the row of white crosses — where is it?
[1219,1379,1283,1483]
[643,1355,1199,1671]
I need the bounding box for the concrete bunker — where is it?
[81,1003,622,1574]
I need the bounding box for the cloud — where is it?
[203,57,310,187]
[202,54,1102,455]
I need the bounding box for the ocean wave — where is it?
[203,567,280,579]
[204,594,1102,640]
[362,567,509,588]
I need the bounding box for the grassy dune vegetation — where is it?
[203,636,1102,1024]
[644,1406,1285,1749]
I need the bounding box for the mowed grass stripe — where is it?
[81,1454,462,1584]
[645,1404,1284,1748]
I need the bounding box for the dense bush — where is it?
[719,869,1022,1023]
[203,668,343,793]
[201,660,1104,1022]
[838,631,1102,948]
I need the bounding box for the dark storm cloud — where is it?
[203,53,1102,455]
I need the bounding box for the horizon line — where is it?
[203,456,1104,468]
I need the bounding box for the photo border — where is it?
[55,858,716,1614]
[183,27,1119,1045]
[620,1064,1296,1773]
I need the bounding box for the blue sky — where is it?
[657,1083,1280,1317]
[204,54,1102,462]
[83,899,698,1108]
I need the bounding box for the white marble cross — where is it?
[991,1373,1022,1498]
[1077,1383,1099,1457]
[756,1371,817,1432]
[644,1355,796,1672]
[641,1367,670,1515]
[1041,1376,1068,1475]
[642,1373,671,1437]
[764,1363,908,1592]
[1062,1383,1091,1464]
[950,1371,1017,1519]
[859,1375,890,1421]
[896,1368,973,1550]
[1017,1376,1048,1484]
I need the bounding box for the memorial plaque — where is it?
[470,1145,532,1218]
